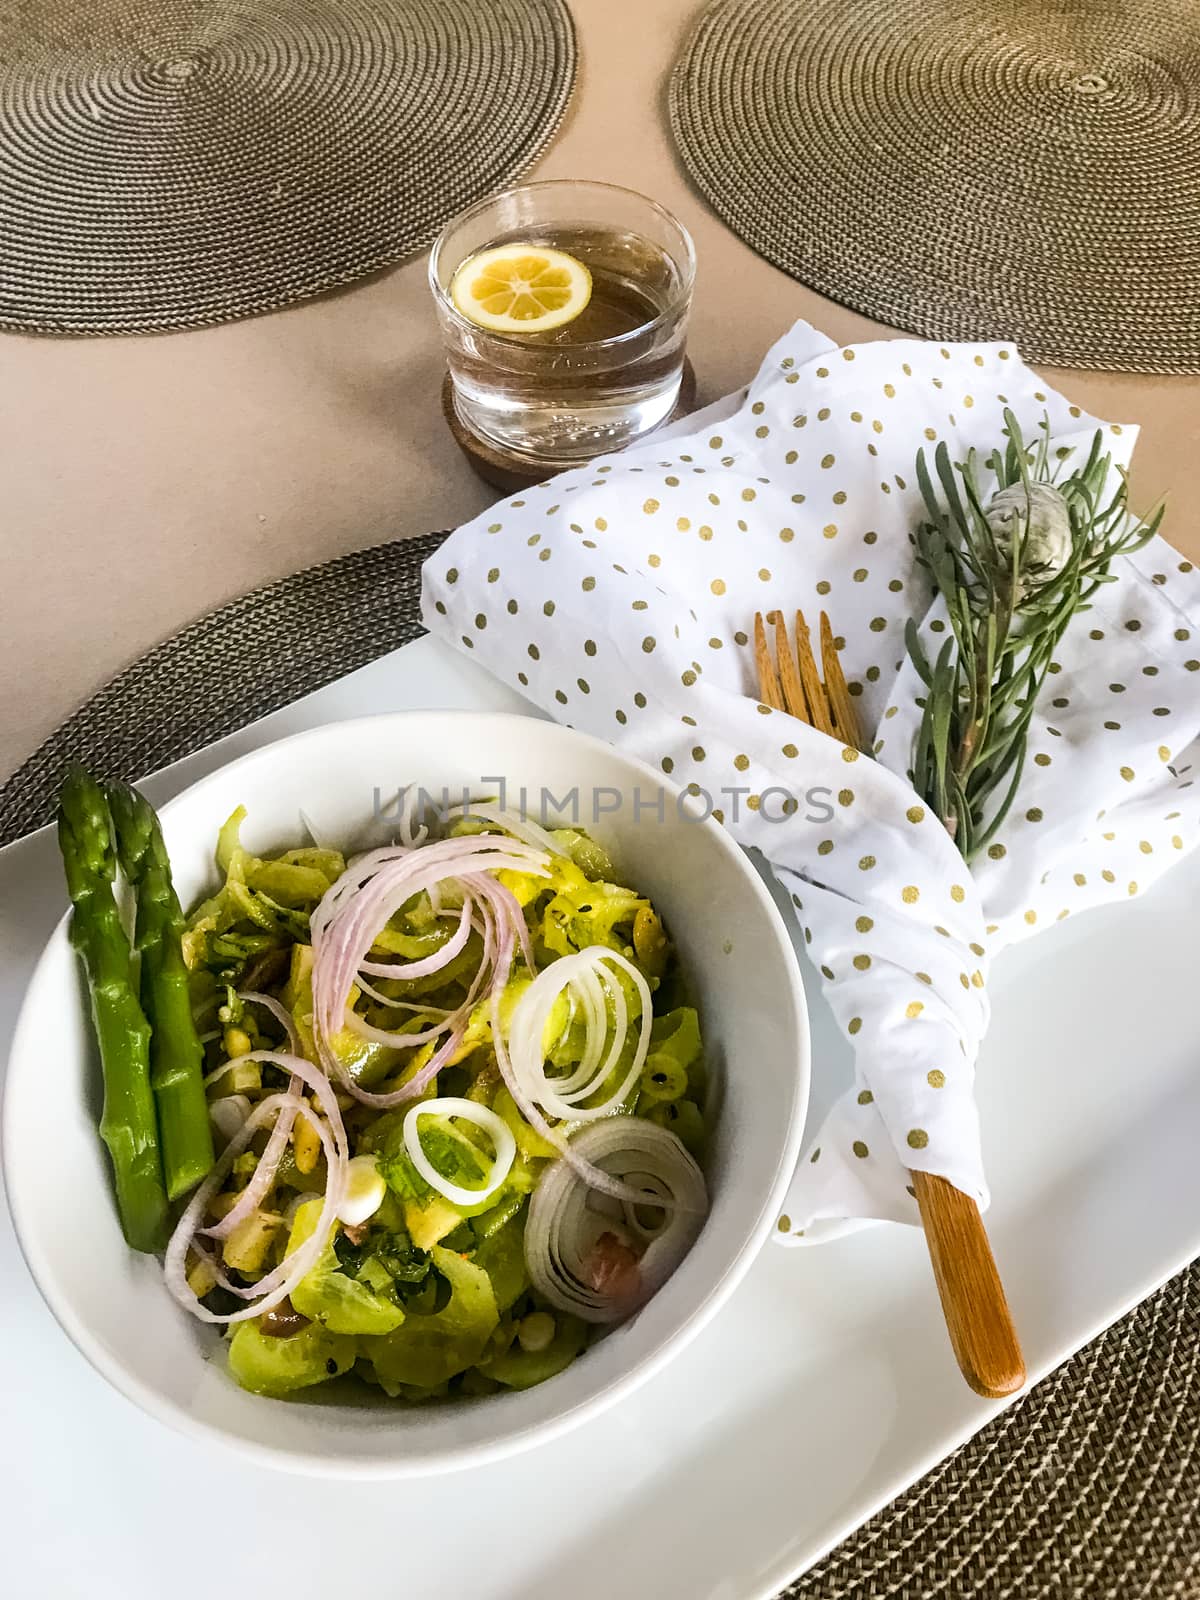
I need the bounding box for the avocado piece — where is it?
[228,1318,356,1396]
[404,1195,464,1251]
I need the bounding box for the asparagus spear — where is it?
[108,780,215,1201]
[58,768,169,1251]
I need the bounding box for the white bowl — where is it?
[4,712,809,1476]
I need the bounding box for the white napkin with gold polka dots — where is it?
[422,320,1200,1242]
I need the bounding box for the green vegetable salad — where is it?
[60,771,710,1406]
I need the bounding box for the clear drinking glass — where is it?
[430,181,695,466]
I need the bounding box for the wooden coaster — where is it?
[442,357,698,491]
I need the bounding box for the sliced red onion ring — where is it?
[238,990,301,1056]
[164,1077,347,1326]
[312,836,545,1035]
[524,1120,708,1324]
[203,1008,304,1241]
[402,1096,517,1207]
[200,1051,346,1245]
[165,1052,348,1323]
[174,1106,343,1316]
[464,869,538,989]
[309,835,549,1108]
[357,898,473,980]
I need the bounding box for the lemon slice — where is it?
[450,244,592,334]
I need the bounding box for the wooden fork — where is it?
[755,608,1026,1400]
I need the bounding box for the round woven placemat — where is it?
[670,0,1200,374]
[0,0,575,335]
[3,534,1200,1595]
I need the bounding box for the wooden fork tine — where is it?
[793,610,835,736]
[773,613,810,723]
[820,611,868,753]
[753,612,785,710]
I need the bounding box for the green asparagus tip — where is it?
[105,780,159,882]
[57,766,116,895]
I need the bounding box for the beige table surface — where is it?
[2,0,1198,784]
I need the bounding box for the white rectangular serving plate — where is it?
[3,635,1199,1600]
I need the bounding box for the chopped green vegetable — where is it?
[484,1314,588,1389]
[639,1008,704,1109]
[471,1188,525,1242]
[649,1006,703,1074]
[646,1096,706,1155]
[363,1247,499,1392]
[494,1086,559,1160]
[472,1209,530,1311]
[554,828,615,881]
[539,857,648,959]
[287,1199,405,1336]
[215,807,247,874]
[281,943,402,1087]
[639,1054,687,1102]
[339,1226,432,1291]
[182,809,343,972]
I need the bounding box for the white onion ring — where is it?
[402,1096,516,1206]
[485,915,670,1209]
[506,946,652,1121]
[394,784,431,848]
[443,801,566,858]
[524,1120,708,1324]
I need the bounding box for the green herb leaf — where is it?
[904,413,1163,860]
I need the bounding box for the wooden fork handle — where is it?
[911,1171,1026,1399]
